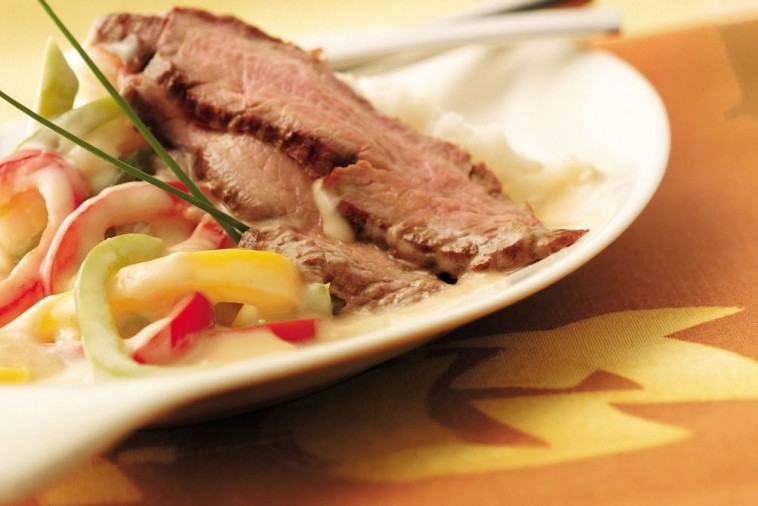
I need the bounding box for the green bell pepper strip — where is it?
[21,96,123,152]
[75,233,169,376]
[34,38,79,120]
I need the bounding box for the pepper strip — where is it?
[131,292,215,365]
[43,181,229,294]
[0,149,87,327]
[75,233,168,376]
[109,248,304,317]
[77,234,308,376]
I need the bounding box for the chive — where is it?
[33,0,249,240]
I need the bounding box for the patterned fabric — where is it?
[13,14,758,506]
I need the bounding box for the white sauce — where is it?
[98,34,140,64]
[173,329,298,366]
[311,177,355,242]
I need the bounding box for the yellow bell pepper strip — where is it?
[42,180,230,294]
[130,292,215,365]
[0,149,87,327]
[109,247,305,318]
[0,289,85,381]
[75,233,168,376]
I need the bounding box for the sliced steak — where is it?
[96,9,480,181]
[324,161,586,277]
[193,134,320,228]
[89,8,587,308]
[240,226,447,310]
[119,63,321,229]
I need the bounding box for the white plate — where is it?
[0,40,669,501]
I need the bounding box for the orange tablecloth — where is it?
[9,13,758,506]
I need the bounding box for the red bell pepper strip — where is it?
[259,318,318,343]
[206,318,319,344]
[131,292,215,365]
[42,180,230,294]
[0,149,87,327]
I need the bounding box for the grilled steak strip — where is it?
[239,227,446,310]
[324,160,586,277]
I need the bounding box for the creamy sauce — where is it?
[173,329,298,366]
[163,272,508,370]
[311,178,355,242]
[8,271,510,386]
[98,35,140,65]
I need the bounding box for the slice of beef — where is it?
[98,9,481,182]
[118,61,321,229]
[193,133,320,228]
[91,11,447,309]
[324,161,586,277]
[240,226,447,310]
[89,8,587,306]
